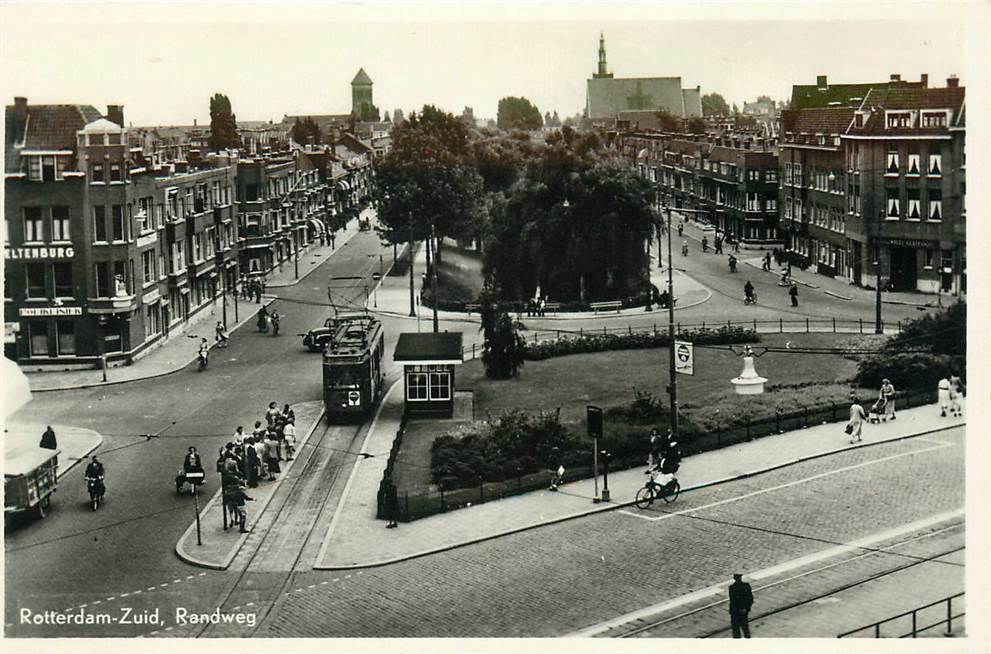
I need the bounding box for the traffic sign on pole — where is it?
[674,340,694,375]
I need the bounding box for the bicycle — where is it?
[634,470,681,508]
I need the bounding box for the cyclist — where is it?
[197,337,210,370]
[728,254,738,273]
[681,240,689,256]
[744,280,755,304]
[85,455,106,500]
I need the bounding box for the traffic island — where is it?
[174,401,324,570]
[4,421,103,480]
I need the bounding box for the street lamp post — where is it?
[875,209,884,334]
[664,205,678,439]
[430,222,439,333]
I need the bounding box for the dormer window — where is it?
[854,114,864,128]
[921,111,947,128]
[886,112,912,129]
[817,134,826,145]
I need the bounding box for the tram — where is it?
[322,314,386,422]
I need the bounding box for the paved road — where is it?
[242,428,962,638]
[3,231,389,637]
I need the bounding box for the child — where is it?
[549,465,565,491]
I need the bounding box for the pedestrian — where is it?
[702,236,709,252]
[264,432,280,481]
[681,240,689,256]
[728,573,754,639]
[245,438,260,488]
[383,479,399,528]
[677,221,684,237]
[880,378,896,421]
[266,401,281,427]
[283,418,297,461]
[539,297,546,316]
[772,248,780,266]
[648,428,663,469]
[788,281,799,307]
[257,306,269,332]
[658,289,670,309]
[846,393,866,444]
[40,425,58,450]
[226,481,252,533]
[715,236,723,254]
[949,372,964,416]
[216,447,228,475]
[762,252,771,272]
[252,420,266,440]
[282,403,295,425]
[549,464,565,491]
[937,377,952,417]
[733,240,740,253]
[233,426,245,447]
[259,279,267,300]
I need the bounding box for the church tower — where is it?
[351,68,374,116]
[593,32,613,79]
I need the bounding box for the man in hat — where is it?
[40,425,58,450]
[728,573,754,638]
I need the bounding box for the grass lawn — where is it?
[461,333,864,425]
[394,332,869,494]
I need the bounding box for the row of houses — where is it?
[4,98,373,369]
[617,74,966,296]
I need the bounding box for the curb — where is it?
[267,222,362,289]
[174,403,326,570]
[55,429,105,481]
[823,290,853,301]
[315,377,404,568]
[882,298,937,308]
[29,298,277,393]
[314,416,963,570]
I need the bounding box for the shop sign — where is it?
[5,246,75,260]
[19,306,83,317]
[881,238,934,249]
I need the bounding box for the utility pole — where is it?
[430,222,439,333]
[408,211,415,317]
[665,205,678,439]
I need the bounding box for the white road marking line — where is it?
[308,584,316,589]
[148,631,158,636]
[185,574,195,579]
[133,590,142,595]
[147,586,156,591]
[320,581,328,585]
[120,593,129,598]
[172,579,182,583]
[295,588,304,592]
[246,602,255,607]
[159,584,168,588]
[571,508,964,637]
[332,578,339,582]
[624,442,951,523]
[344,574,351,579]
[164,626,173,632]
[92,600,101,605]
[106,596,115,601]
[199,572,206,576]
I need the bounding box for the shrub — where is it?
[855,352,965,391]
[524,326,758,361]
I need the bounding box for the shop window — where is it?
[407,372,428,401]
[53,262,73,297]
[52,206,70,241]
[29,321,48,356]
[26,262,47,298]
[24,207,44,242]
[428,371,451,401]
[55,321,76,355]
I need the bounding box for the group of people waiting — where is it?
[525,297,548,316]
[239,274,266,304]
[216,402,298,533]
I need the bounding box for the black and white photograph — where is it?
[2,1,988,649]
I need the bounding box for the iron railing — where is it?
[838,592,965,638]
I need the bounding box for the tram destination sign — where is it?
[5,246,75,260]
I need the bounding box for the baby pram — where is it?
[867,397,885,424]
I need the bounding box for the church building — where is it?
[585,33,703,125]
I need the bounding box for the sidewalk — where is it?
[24,219,365,393]
[174,401,323,570]
[4,420,103,480]
[315,396,964,569]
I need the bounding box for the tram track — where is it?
[610,523,965,639]
[182,417,366,638]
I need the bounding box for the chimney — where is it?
[920,73,928,87]
[816,75,827,90]
[890,74,901,82]
[14,96,28,122]
[107,104,124,128]
[947,75,959,88]
[193,118,197,127]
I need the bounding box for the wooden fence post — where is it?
[859,318,863,334]
[806,318,810,332]
[779,318,783,333]
[832,317,836,332]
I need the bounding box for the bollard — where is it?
[194,485,202,546]
[580,327,583,337]
[653,324,657,336]
[753,319,757,331]
[472,343,476,359]
[404,492,409,520]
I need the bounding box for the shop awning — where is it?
[308,219,325,234]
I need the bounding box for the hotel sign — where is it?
[5,246,75,260]
[19,306,83,317]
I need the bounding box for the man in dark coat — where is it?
[40,426,58,450]
[728,573,754,638]
[789,282,799,307]
[384,480,399,529]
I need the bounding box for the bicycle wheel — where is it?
[661,480,681,503]
[634,486,655,510]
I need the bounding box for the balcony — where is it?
[87,294,137,315]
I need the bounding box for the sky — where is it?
[0,2,983,127]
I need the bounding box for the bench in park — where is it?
[465,303,480,315]
[543,302,561,313]
[590,300,623,313]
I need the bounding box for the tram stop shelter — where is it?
[393,332,464,418]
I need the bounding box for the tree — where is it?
[358,103,380,122]
[732,102,740,115]
[701,92,730,117]
[479,284,527,379]
[551,110,561,127]
[687,117,706,134]
[497,96,543,131]
[756,94,773,104]
[393,108,405,124]
[371,105,486,251]
[384,110,391,123]
[290,117,321,145]
[208,93,240,151]
[654,109,681,132]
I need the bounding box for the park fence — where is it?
[377,387,936,523]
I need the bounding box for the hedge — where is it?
[524,326,759,361]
